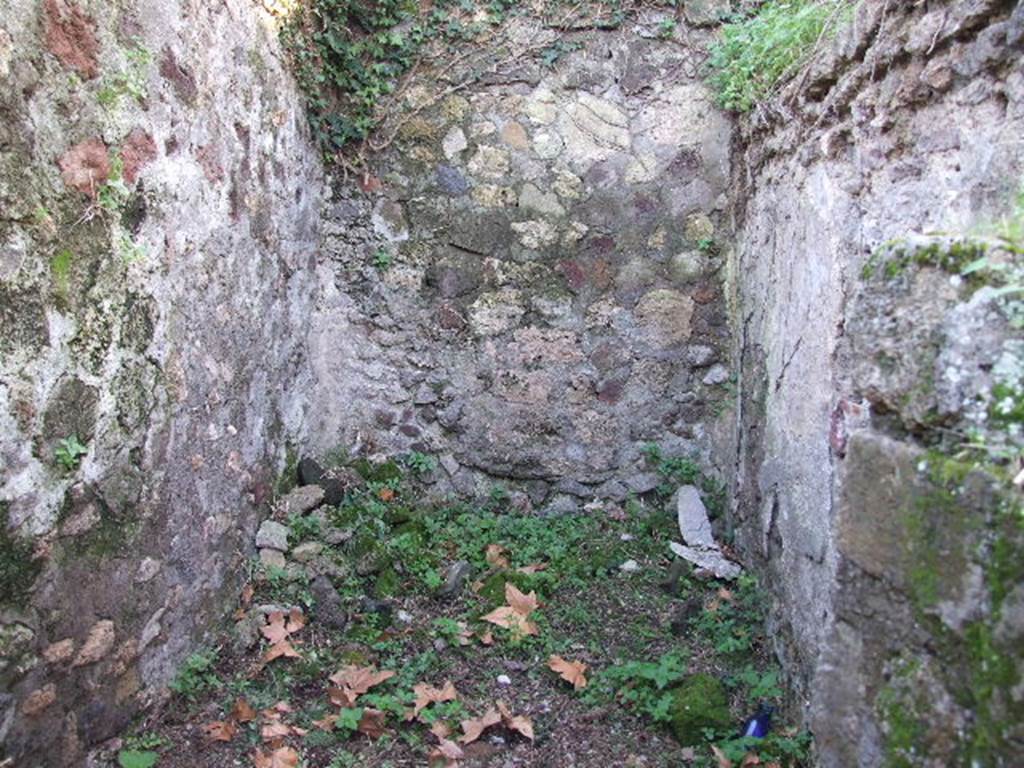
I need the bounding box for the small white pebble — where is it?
[620,533,634,541]
[619,559,641,573]
[396,609,413,624]
[496,674,512,686]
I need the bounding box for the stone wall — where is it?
[731,1,1024,764]
[0,0,323,763]
[305,14,736,512]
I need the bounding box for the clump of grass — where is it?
[707,0,852,112]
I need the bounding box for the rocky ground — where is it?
[96,452,812,768]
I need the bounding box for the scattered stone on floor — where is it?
[669,485,741,581]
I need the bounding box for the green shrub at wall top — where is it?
[707,0,853,112]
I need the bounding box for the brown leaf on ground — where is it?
[358,708,388,739]
[485,544,510,568]
[232,698,257,723]
[261,719,292,743]
[459,707,502,744]
[477,629,494,645]
[497,700,534,741]
[328,686,358,708]
[480,605,538,637]
[429,739,465,768]
[241,584,254,607]
[312,714,337,731]
[429,720,464,766]
[202,720,237,742]
[504,582,539,615]
[717,587,735,603]
[261,610,305,645]
[262,639,301,664]
[329,665,396,697]
[378,487,395,501]
[251,746,300,768]
[548,654,589,690]
[412,680,459,717]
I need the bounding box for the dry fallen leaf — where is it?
[261,719,292,743]
[548,655,588,690]
[481,582,540,636]
[358,708,388,739]
[260,610,305,644]
[485,544,510,568]
[232,698,257,723]
[504,583,539,615]
[477,629,494,646]
[312,713,337,731]
[412,681,459,717]
[711,745,733,768]
[497,700,534,741]
[481,605,538,636]
[429,720,464,766]
[251,746,300,768]
[329,665,396,696]
[203,719,238,742]
[328,686,358,708]
[378,487,395,501]
[241,583,255,607]
[459,708,502,744]
[429,738,465,767]
[717,587,735,603]
[262,639,301,664]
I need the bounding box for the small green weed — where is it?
[404,451,436,474]
[98,43,153,109]
[372,248,394,271]
[697,236,718,254]
[726,665,783,701]
[708,730,813,767]
[694,574,766,656]
[97,155,131,214]
[170,649,220,701]
[582,650,689,723]
[54,435,88,471]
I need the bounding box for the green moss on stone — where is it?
[0,502,43,607]
[51,248,73,301]
[351,458,402,484]
[276,445,300,498]
[373,566,401,597]
[668,673,730,746]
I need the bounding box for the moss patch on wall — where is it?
[0,502,43,607]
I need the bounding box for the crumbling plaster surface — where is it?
[0,0,323,763]
[732,1,1024,764]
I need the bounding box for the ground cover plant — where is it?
[111,451,813,767]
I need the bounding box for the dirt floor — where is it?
[97,463,812,768]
